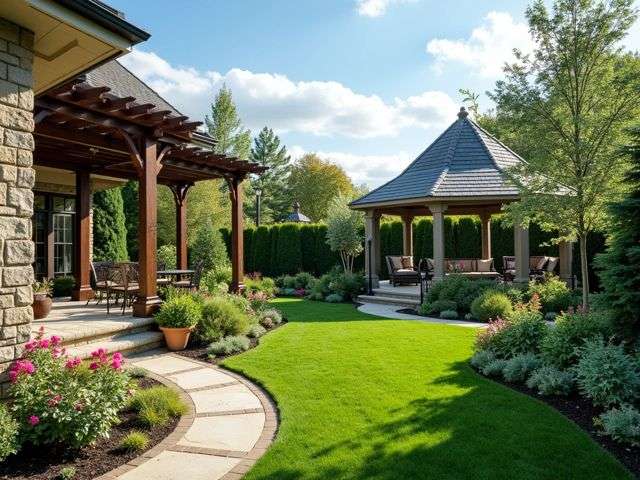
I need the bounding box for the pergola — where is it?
[350,107,573,287]
[34,61,265,316]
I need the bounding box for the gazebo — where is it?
[350,107,573,288]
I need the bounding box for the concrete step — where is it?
[371,289,422,301]
[65,330,165,360]
[357,295,421,308]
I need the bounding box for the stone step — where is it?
[65,330,165,360]
[371,289,422,301]
[357,295,421,308]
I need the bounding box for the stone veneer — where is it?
[0,18,35,391]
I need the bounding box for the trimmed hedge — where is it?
[220,217,605,288]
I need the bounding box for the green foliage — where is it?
[498,310,548,357]
[252,226,272,275]
[200,267,232,295]
[575,337,640,406]
[274,223,302,276]
[208,335,251,357]
[248,324,267,338]
[10,337,131,448]
[481,359,508,378]
[527,276,578,314]
[92,187,128,261]
[288,153,354,222]
[595,128,640,343]
[526,366,575,396]
[420,299,457,316]
[326,193,364,273]
[541,311,613,368]
[470,290,513,322]
[205,85,251,159]
[259,308,283,328]
[120,430,150,452]
[294,272,314,290]
[0,403,18,461]
[190,220,229,273]
[58,466,76,480]
[130,386,188,427]
[439,310,459,320]
[308,269,365,302]
[424,275,497,317]
[470,350,497,371]
[127,366,147,379]
[120,180,139,261]
[599,405,640,446]
[325,293,344,303]
[244,276,277,297]
[52,276,75,297]
[502,353,542,383]
[196,296,250,343]
[247,127,292,222]
[157,244,176,270]
[155,295,202,329]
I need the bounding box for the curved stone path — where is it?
[358,302,487,327]
[98,351,277,480]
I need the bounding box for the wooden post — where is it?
[364,209,381,288]
[133,138,161,317]
[429,203,447,281]
[480,212,492,260]
[170,184,191,270]
[401,214,414,257]
[514,223,530,284]
[229,175,244,293]
[71,170,93,301]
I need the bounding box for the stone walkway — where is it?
[357,302,487,328]
[98,351,277,480]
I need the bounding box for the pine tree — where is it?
[595,126,640,344]
[247,126,292,223]
[189,220,230,272]
[205,85,251,160]
[93,187,128,261]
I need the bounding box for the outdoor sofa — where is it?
[444,258,501,280]
[502,255,559,282]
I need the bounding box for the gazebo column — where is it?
[364,209,381,288]
[133,138,161,317]
[71,170,93,301]
[514,223,530,284]
[558,241,573,287]
[429,203,447,281]
[480,212,492,260]
[228,175,245,293]
[401,214,414,256]
[170,183,192,270]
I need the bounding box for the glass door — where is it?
[53,213,73,277]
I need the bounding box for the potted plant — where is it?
[32,280,53,320]
[154,295,202,351]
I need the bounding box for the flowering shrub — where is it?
[246,290,270,310]
[475,317,511,353]
[9,331,132,448]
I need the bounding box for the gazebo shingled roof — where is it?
[351,107,522,209]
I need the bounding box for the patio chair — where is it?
[156,260,171,287]
[107,263,139,315]
[172,260,204,291]
[386,255,420,286]
[87,261,115,305]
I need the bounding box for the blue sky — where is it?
[108,0,640,187]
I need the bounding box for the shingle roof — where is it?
[83,60,182,116]
[351,108,524,207]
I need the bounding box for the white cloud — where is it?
[119,49,457,139]
[426,11,535,78]
[355,0,414,17]
[289,146,413,188]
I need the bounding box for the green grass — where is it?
[222,298,630,480]
[129,386,188,428]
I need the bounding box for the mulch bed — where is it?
[176,321,287,364]
[491,375,640,478]
[0,377,179,480]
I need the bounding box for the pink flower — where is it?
[24,340,37,352]
[89,362,100,370]
[9,359,35,383]
[38,338,50,349]
[28,415,39,426]
[50,335,62,346]
[74,402,84,412]
[65,357,81,369]
[47,394,62,407]
[111,358,122,370]
[112,352,123,362]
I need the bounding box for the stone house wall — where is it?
[0,18,35,390]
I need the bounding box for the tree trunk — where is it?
[578,233,590,309]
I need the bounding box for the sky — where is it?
[107,0,640,188]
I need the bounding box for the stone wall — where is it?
[0,18,34,390]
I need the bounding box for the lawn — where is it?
[222,298,630,480]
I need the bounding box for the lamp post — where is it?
[255,188,262,227]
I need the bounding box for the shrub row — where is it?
[221,217,605,289]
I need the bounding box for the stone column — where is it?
[429,203,447,281]
[558,241,573,287]
[364,209,381,288]
[480,212,491,260]
[401,214,414,257]
[514,223,530,284]
[0,19,35,387]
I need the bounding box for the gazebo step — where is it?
[65,331,165,360]
[371,288,422,301]
[357,295,421,309]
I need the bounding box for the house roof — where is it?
[285,202,311,223]
[351,107,523,208]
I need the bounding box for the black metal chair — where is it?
[172,260,204,291]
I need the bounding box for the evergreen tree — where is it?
[189,220,230,273]
[246,127,292,223]
[595,126,640,344]
[121,181,139,261]
[93,187,128,261]
[205,85,251,160]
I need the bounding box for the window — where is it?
[53,213,73,277]
[33,192,76,279]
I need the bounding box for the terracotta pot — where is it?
[160,326,193,351]
[33,294,52,320]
